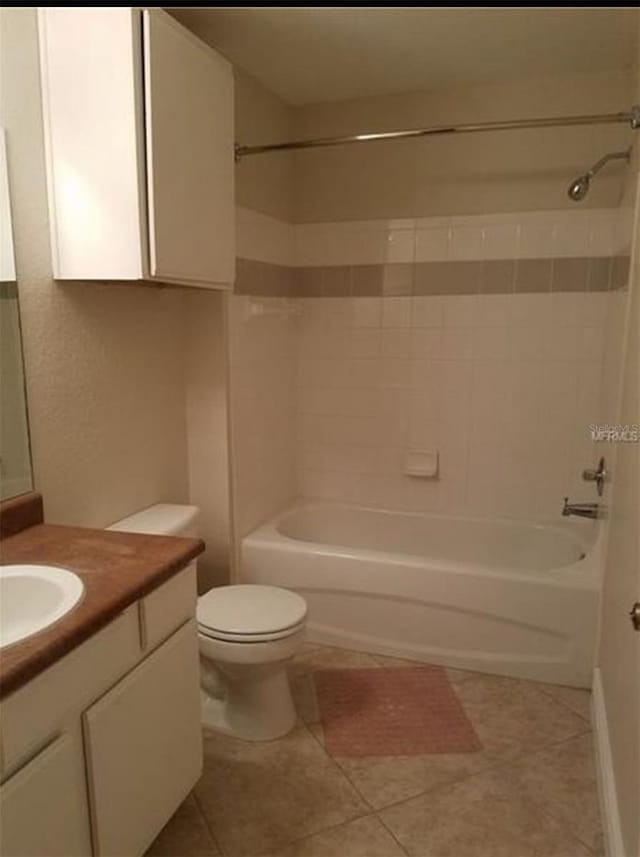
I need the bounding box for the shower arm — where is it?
[235,104,640,160]
[584,149,630,178]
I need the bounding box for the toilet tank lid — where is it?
[107,504,199,536]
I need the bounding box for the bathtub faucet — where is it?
[562,497,599,519]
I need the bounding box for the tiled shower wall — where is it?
[234,205,632,522]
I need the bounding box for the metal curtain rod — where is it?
[235,105,640,160]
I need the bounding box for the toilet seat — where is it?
[197,584,307,644]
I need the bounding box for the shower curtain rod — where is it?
[235,105,640,160]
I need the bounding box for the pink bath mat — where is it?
[313,666,482,757]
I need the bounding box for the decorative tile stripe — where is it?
[234,256,630,297]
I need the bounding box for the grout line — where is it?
[361,724,595,818]
[273,813,383,853]
[373,810,412,856]
[192,789,228,857]
[297,716,374,820]
[534,683,592,725]
[533,802,602,856]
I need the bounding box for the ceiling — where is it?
[168,7,636,106]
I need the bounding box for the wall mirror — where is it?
[0,128,33,501]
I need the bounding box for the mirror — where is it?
[0,128,33,500]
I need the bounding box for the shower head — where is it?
[568,174,591,201]
[567,149,630,202]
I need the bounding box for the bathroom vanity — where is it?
[0,493,205,857]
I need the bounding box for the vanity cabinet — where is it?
[0,732,91,857]
[0,565,201,857]
[38,8,234,289]
[83,622,201,857]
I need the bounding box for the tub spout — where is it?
[562,498,599,519]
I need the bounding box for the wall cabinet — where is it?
[0,565,201,857]
[38,8,234,289]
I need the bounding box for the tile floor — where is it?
[146,644,601,857]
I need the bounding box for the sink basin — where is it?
[0,565,84,649]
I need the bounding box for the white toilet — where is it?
[108,504,307,742]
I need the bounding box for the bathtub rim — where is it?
[244,498,604,589]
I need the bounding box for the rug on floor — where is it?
[313,666,482,757]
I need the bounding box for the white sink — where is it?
[0,565,85,649]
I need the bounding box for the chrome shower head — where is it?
[568,149,630,202]
[568,174,591,201]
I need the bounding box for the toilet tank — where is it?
[107,504,200,538]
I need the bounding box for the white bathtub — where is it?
[241,501,603,687]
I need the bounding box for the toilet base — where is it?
[200,658,298,742]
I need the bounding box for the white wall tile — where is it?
[411,328,442,359]
[353,297,382,328]
[448,225,484,261]
[552,211,591,257]
[385,228,416,263]
[237,206,294,266]
[293,208,617,267]
[518,215,557,259]
[411,296,443,327]
[230,203,619,524]
[415,227,450,262]
[382,296,412,328]
[381,328,411,358]
[442,295,477,328]
[482,224,520,259]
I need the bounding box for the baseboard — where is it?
[592,668,625,857]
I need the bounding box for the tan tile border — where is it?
[234,256,627,297]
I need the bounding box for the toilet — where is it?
[108,504,307,742]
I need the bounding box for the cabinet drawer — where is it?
[0,731,91,856]
[140,563,197,652]
[83,619,202,857]
[1,606,140,775]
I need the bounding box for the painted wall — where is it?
[0,8,190,527]
[234,68,294,222]
[228,73,299,539]
[184,290,232,591]
[292,71,632,222]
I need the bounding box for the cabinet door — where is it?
[38,8,146,280]
[0,732,91,857]
[143,10,235,288]
[83,620,202,857]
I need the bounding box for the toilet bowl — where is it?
[107,505,307,743]
[197,584,307,741]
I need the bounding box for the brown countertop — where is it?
[0,522,204,699]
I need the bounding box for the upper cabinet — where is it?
[38,9,235,289]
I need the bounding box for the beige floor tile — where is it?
[453,674,590,762]
[291,673,321,725]
[293,651,491,808]
[273,815,407,856]
[145,794,220,857]
[194,723,368,857]
[291,648,475,730]
[537,684,592,722]
[502,733,602,852]
[336,748,490,811]
[289,643,381,679]
[379,767,592,857]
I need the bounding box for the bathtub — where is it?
[241,501,603,688]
